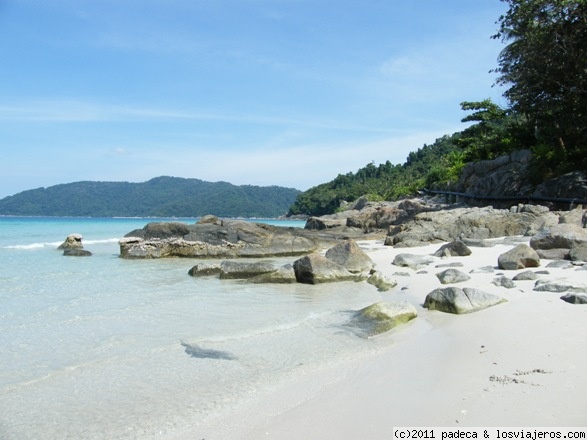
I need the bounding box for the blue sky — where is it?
[0,0,508,198]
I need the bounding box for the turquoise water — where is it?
[0,217,387,439]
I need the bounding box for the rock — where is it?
[569,244,587,262]
[433,240,472,258]
[125,222,191,240]
[197,215,222,225]
[304,217,346,230]
[530,224,587,252]
[545,260,573,269]
[348,301,417,337]
[533,280,574,292]
[292,254,357,284]
[63,249,92,257]
[219,261,277,280]
[388,206,556,247]
[533,171,587,201]
[324,239,374,274]
[560,293,587,304]
[249,264,297,284]
[461,238,498,247]
[367,271,397,292]
[470,265,495,274]
[497,244,541,270]
[435,268,471,284]
[535,248,570,260]
[513,270,539,281]
[436,262,464,268]
[392,253,435,270]
[58,233,84,250]
[120,219,319,259]
[492,276,516,289]
[188,262,222,277]
[423,287,507,314]
[455,150,534,199]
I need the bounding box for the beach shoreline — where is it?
[175,238,587,439]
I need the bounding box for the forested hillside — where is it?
[289,0,587,217]
[0,177,300,218]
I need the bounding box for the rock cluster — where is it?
[120,217,322,259]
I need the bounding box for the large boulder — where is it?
[324,239,374,273]
[497,244,541,270]
[292,253,357,284]
[423,287,506,314]
[120,219,320,259]
[348,301,417,337]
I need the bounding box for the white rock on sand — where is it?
[170,237,587,439]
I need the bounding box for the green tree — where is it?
[457,99,534,161]
[493,0,587,172]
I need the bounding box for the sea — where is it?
[0,216,393,439]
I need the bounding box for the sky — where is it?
[0,0,510,198]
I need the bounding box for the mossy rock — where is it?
[349,301,417,337]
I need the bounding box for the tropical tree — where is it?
[492,0,587,173]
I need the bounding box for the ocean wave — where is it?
[3,238,120,250]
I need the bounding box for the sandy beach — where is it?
[179,237,587,439]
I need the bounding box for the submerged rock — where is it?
[348,301,417,337]
[63,248,92,257]
[367,270,397,292]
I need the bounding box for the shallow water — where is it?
[0,217,389,439]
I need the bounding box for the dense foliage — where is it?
[288,134,461,216]
[0,177,300,218]
[289,0,587,217]
[493,0,587,176]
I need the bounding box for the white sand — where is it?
[172,238,587,439]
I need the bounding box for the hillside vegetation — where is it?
[0,177,300,218]
[289,0,586,217]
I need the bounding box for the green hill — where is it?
[0,176,300,218]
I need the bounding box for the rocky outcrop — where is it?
[498,244,541,270]
[423,287,506,314]
[120,218,320,259]
[386,205,558,247]
[347,301,417,337]
[454,150,534,198]
[530,224,587,260]
[58,234,92,256]
[58,234,84,250]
